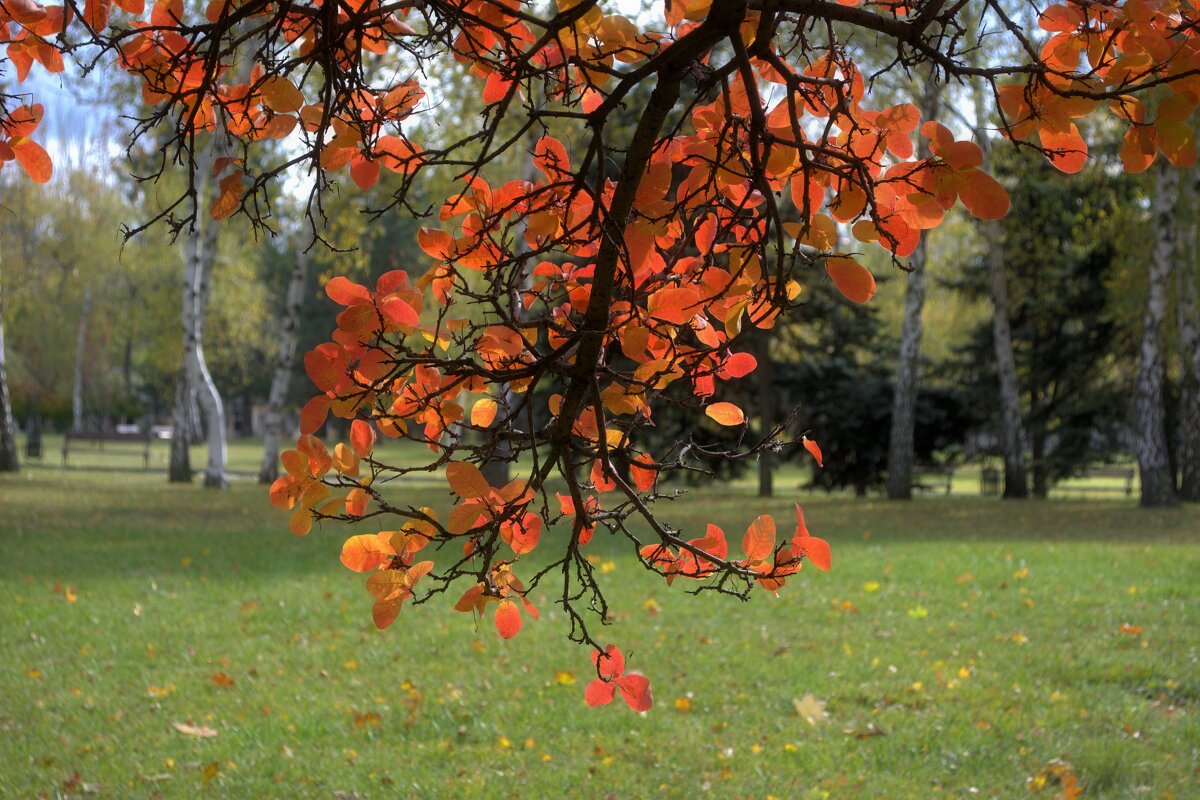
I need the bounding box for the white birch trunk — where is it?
[170,136,229,487]
[259,246,312,483]
[1135,162,1180,507]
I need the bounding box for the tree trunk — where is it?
[1031,418,1048,498]
[886,78,940,500]
[169,367,193,482]
[72,285,94,433]
[1176,171,1200,502]
[984,224,1029,498]
[0,259,19,473]
[259,246,312,483]
[1135,162,1180,507]
[170,135,229,487]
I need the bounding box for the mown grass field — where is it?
[1,446,1198,799]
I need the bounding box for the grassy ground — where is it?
[1,455,1198,799]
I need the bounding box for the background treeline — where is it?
[1,69,1197,503]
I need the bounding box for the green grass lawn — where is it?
[2,459,1198,799]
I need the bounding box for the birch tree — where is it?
[259,244,312,483]
[1135,162,1180,507]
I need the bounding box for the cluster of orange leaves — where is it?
[640,504,830,592]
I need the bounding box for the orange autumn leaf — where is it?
[958,170,1010,219]
[630,452,657,492]
[11,139,52,184]
[350,419,375,458]
[803,437,824,468]
[825,256,876,304]
[340,533,394,573]
[471,397,498,427]
[705,402,744,426]
[741,514,775,562]
[494,599,522,639]
[446,461,492,499]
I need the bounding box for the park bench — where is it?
[1058,466,1136,496]
[62,430,154,470]
[913,465,955,495]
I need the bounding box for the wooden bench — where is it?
[913,465,955,495]
[1058,466,1136,496]
[62,431,153,470]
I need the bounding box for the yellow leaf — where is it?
[173,721,218,738]
[471,397,498,427]
[792,693,828,726]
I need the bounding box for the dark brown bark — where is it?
[1176,170,1200,502]
[1135,162,1180,507]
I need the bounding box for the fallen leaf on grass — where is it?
[172,722,218,738]
[138,774,172,783]
[842,723,886,739]
[201,762,220,783]
[793,693,828,726]
[210,671,235,688]
[1119,622,1143,636]
[352,710,381,730]
[554,670,576,686]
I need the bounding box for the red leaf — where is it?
[803,437,824,468]
[721,352,758,378]
[584,678,615,707]
[350,154,380,190]
[794,536,832,571]
[616,673,653,712]
[630,452,656,492]
[325,276,371,306]
[299,395,331,434]
[591,644,625,679]
[494,599,522,639]
[378,295,419,327]
[350,419,375,458]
